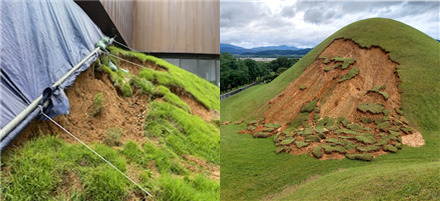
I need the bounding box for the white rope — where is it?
[113,40,140,53]
[39,111,153,198]
[101,51,154,72]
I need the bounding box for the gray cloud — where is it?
[221,1,440,48]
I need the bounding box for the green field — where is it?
[221,18,440,200]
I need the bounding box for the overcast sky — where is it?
[220,0,440,48]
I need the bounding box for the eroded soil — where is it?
[238,38,424,161]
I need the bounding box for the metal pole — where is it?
[0,47,101,141]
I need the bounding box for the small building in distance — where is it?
[75,0,220,86]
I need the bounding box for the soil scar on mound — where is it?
[262,38,401,124]
[239,38,424,161]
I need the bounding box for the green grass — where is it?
[344,153,373,161]
[264,123,281,128]
[144,101,219,164]
[109,46,219,111]
[221,18,439,200]
[154,85,191,112]
[272,162,440,200]
[338,67,359,82]
[102,65,133,97]
[104,127,123,147]
[1,135,219,201]
[91,92,103,116]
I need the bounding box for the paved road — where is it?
[220,82,260,100]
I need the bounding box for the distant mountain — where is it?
[220,43,246,54]
[220,43,308,55]
[437,39,440,42]
[250,45,300,52]
[241,48,312,56]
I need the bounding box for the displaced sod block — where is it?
[312,147,323,159]
[360,117,372,124]
[377,121,391,131]
[357,103,384,114]
[300,98,319,113]
[345,153,373,161]
[305,135,321,142]
[321,144,346,154]
[383,144,398,153]
[338,67,359,82]
[356,145,380,152]
[279,137,295,146]
[264,123,281,128]
[275,146,292,154]
[355,136,376,144]
[295,141,309,148]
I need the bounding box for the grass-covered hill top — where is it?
[1,46,220,200]
[221,18,439,200]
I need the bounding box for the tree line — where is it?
[220,52,298,92]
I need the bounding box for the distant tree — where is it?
[276,67,288,74]
[243,59,259,82]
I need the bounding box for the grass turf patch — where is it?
[144,101,219,164]
[338,67,359,83]
[357,103,384,114]
[345,153,373,161]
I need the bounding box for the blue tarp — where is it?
[0,0,104,151]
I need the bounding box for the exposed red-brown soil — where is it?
[17,67,149,146]
[260,38,401,124]
[239,38,424,160]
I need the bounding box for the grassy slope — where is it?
[221,18,440,200]
[109,46,220,111]
[1,50,220,200]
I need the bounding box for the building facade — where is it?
[76,0,220,86]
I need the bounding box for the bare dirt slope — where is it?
[262,38,401,124]
[15,60,216,147]
[239,38,423,161]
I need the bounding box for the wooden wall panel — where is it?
[131,0,219,54]
[100,0,134,46]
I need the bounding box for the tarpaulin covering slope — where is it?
[0,0,104,151]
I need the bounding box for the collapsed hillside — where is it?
[239,38,424,161]
[2,46,220,200]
